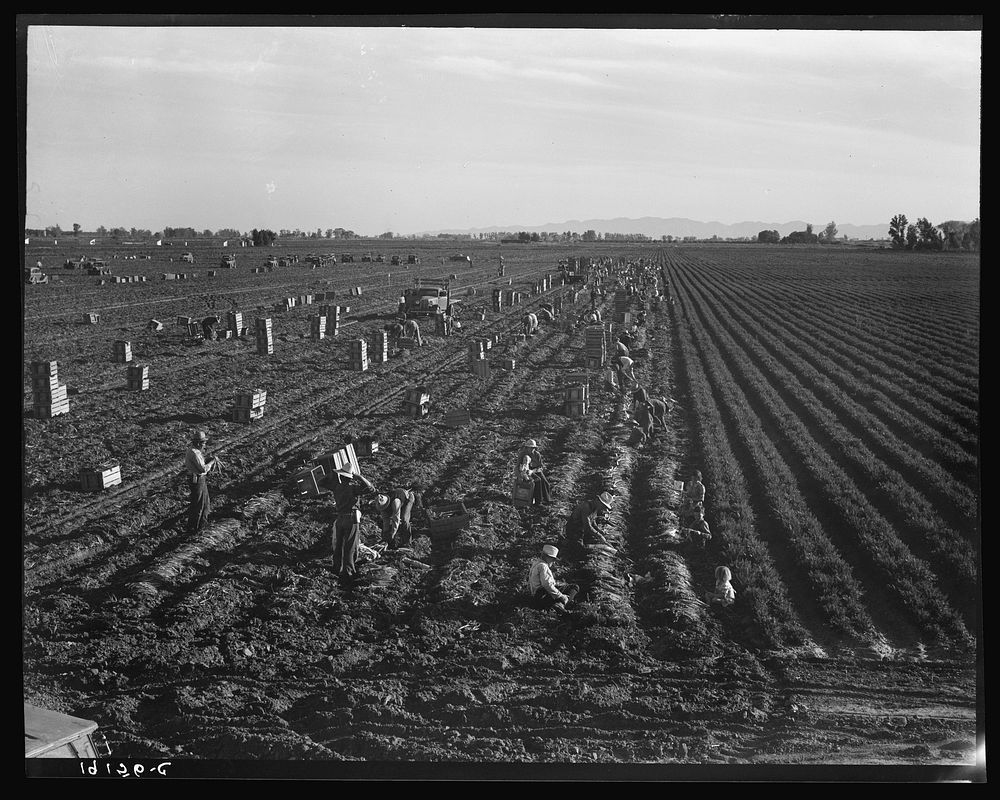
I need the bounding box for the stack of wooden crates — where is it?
[233,388,267,423]
[310,314,327,340]
[585,325,607,370]
[403,386,430,418]
[31,361,69,418]
[318,305,340,336]
[370,331,389,363]
[348,339,369,371]
[564,372,590,417]
[112,340,132,363]
[256,318,273,355]
[126,365,150,391]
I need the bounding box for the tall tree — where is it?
[915,218,943,251]
[889,214,908,249]
[822,221,838,241]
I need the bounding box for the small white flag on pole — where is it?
[24,237,29,244]
[90,239,96,245]
[156,240,162,246]
[222,240,228,247]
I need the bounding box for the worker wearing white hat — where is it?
[375,487,417,549]
[527,544,578,611]
[564,492,614,548]
[184,429,222,535]
[515,438,552,506]
[330,468,376,584]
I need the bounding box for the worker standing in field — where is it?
[403,316,424,347]
[680,470,706,523]
[527,545,578,612]
[184,430,221,535]
[564,492,614,549]
[331,469,377,585]
[375,487,417,549]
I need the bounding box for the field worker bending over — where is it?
[375,488,417,549]
[615,337,630,358]
[649,396,672,429]
[331,469,377,585]
[537,307,555,323]
[201,315,220,341]
[564,492,614,548]
[403,317,424,347]
[680,470,706,524]
[614,355,638,395]
[184,429,221,535]
[705,566,736,607]
[384,321,404,347]
[523,312,539,337]
[527,545,579,612]
[633,401,654,446]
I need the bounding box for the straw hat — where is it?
[192,429,208,444]
[597,492,614,509]
[375,494,389,509]
[541,544,559,559]
[525,439,538,448]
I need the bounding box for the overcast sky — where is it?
[23,22,981,235]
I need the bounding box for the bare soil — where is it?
[22,242,982,781]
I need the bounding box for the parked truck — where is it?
[398,282,459,317]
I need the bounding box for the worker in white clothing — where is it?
[527,544,579,611]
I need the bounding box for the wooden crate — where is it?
[316,444,359,479]
[564,400,589,417]
[80,464,122,491]
[354,438,379,457]
[127,379,150,391]
[31,373,62,392]
[403,401,429,419]
[291,465,327,497]
[404,387,430,405]
[30,361,59,378]
[83,313,100,324]
[564,385,589,402]
[255,318,273,333]
[256,338,274,356]
[232,406,265,423]
[34,400,70,418]
[511,479,535,508]
[398,336,417,349]
[226,311,243,331]
[442,409,472,428]
[177,316,192,326]
[500,358,516,370]
[426,502,471,535]
[35,384,69,404]
[112,341,133,363]
[187,323,202,337]
[350,358,370,372]
[585,356,604,370]
[234,389,267,409]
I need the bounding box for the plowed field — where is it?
[22,240,982,780]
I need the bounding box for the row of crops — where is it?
[661,246,979,655]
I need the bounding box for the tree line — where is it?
[888,214,979,251]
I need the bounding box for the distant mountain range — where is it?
[415,217,891,241]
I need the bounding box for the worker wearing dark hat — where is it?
[330,469,377,584]
[564,492,614,548]
[184,429,220,535]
